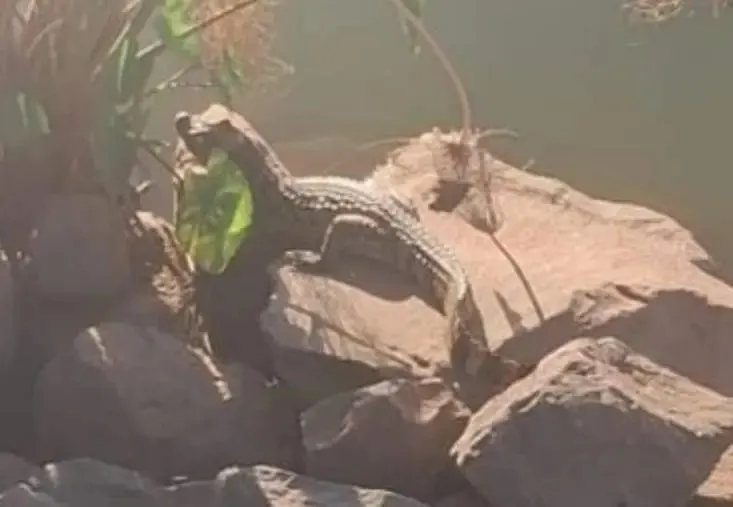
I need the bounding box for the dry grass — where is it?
[1,0,135,157]
[0,0,142,257]
[0,0,283,160]
[190,0,290,95]
[0,0,282,257]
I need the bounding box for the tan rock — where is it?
[503,283,733,398]
[274,345,386,411]
[451,336,733,507]
[164,465,433,507]
[5,458,164,507]
[302,377,470,500]
[695,447,733,504]
[33,322,301,481]
[27,194,131,301]
[262,134,733,399]
[212,464,429,506]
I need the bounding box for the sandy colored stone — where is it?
[302,377,469,500]
[262,135,733,399]
[33,322,301,481]
[274,345,386,411]
[214,465,429,507]
[451,336,733,507]
[15,458,163,507]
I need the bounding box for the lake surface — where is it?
[150,0,733,277]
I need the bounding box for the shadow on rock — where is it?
[499,285,733,397]
[689,496,733,507]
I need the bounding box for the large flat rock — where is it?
[262,134,733,396]
[302,377,469,500]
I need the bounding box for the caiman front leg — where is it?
[282,213,388,275]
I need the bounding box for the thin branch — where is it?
[487,232,546,324]
[476,128,520,143]
[137,0,262,61]
[389,0,473,144]
[145,80,219,98]
[143,61,200,97]
[137,140,183,185]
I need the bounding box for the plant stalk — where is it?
[388,0,473,144]
[137,0,262,61]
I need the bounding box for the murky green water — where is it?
[233,0,732,278]
[144,1,732,277]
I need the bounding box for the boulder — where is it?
[302,377,469,500]
[0,459,433,507]
[3,458,163,507]
[451,336,733,507]
[208,464,429,507]
[262,134,733,400]
[695,447,733,505]
[274,345,387,411]
[33,322,301,481]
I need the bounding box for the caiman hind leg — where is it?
[282,213,389,275]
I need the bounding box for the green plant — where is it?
[0,0,268,269]
[176,148,252,274]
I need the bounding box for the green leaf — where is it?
[154,0,200,59]
[396,0,425,55]
[175,148,253,274]
[87,1,159,198]
[90,117,138,199]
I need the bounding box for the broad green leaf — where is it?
[176,148,253,274]
[154,0,200,59]
[396,0,425,55]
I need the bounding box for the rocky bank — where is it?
[0,110,733,507]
